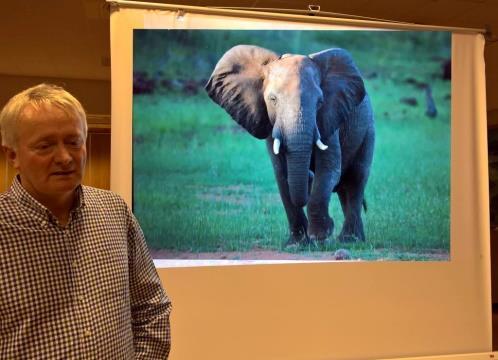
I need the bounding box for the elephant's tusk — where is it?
[273,138,281,155]
[316,139,328,151]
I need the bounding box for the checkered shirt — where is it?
[0,177,172,359]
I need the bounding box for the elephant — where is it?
[205,45,374,245]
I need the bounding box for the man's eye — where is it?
[67,139,82,147]
[36,143,51,150]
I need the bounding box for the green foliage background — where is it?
[132,30,451,260]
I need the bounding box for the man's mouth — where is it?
[52,170,74,176]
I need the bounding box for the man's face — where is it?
[5,104,87,204]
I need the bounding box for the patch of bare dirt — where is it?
[151,249,340,261]
[150,249,449,261]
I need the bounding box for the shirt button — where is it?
[77,295,84,302]
[84,329,92,337]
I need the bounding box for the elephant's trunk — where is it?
[286,141,313,208]
[281,107,314,208]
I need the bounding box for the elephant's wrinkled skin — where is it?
[205,45,374,244]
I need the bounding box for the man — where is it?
[0,84,172,359]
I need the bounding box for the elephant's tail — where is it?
[362,199,368,213]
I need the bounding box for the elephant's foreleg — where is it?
[307,131,342,241]
[265,138,309,245]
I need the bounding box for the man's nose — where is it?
[54,144,72,164]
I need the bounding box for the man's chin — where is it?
[50,177,81,192]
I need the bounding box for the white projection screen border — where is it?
[109,3,491,360]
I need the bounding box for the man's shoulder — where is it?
[0,187,31,227]
[81,185,129,211]
[0,189,9,200]
[0,188,16,211]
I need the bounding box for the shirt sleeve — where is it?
[127,208,172,359]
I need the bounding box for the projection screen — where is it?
[109,2,491,359]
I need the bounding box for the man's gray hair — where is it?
[0,83,87,148]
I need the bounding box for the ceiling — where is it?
[1,0,496,79]
[1,0,497,108]
[169,0,498,28]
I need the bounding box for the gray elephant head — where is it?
[205,45,366,208]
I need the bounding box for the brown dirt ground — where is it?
[151,249,339,260]
[150,249,449,261]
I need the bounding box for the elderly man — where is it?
[0,84,171,359]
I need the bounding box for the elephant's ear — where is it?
[205,45,278,139]
[309,48,366,131]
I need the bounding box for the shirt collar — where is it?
[74,185,86,211]
[10,175,86,219]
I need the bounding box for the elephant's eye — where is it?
[268,94,278,106]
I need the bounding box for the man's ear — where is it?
[2,146,19,169]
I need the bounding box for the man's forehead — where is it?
[20,103,68,120]
[17,103,86,139]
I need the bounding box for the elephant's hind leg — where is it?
[337,128,374,242]
[337,183,365,242]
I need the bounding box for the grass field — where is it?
[132,30,450,261]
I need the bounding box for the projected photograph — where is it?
[132,30,451,261]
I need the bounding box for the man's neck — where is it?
[18,178,77,226]
[38,193,76,226]
[47,199,74,226]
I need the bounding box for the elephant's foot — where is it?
[285,228,309,245]
[284,226,311,249]
[308,216,334,243]
[337,233,361,242]
[338,217,365,242]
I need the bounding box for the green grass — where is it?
[133,86,450,259]
[134,93,287,252]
